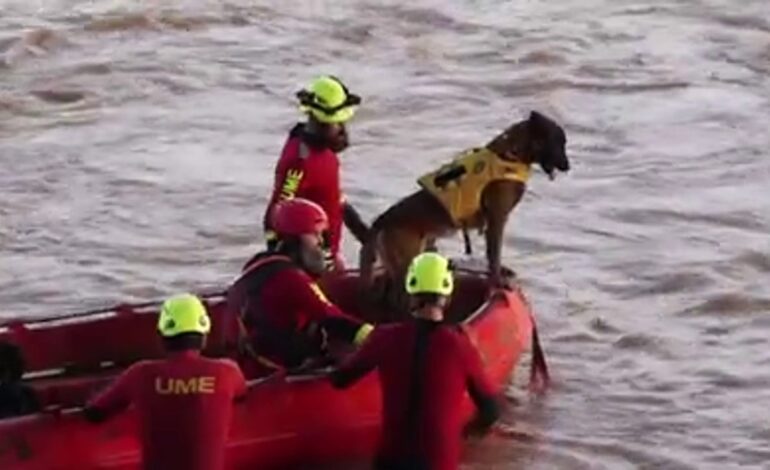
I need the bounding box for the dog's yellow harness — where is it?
[417,147,531,227]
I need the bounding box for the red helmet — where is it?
[271,198,329,237]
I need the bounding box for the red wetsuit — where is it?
[264,124,345,260]
[84,351,247,470]
[227,253,364,368]
[330,319,500,470]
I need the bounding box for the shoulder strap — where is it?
[235,255,296,324]
[241,254,293,277]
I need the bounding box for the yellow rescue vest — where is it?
[417,147,531,227]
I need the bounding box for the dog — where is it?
[359,111,570,312]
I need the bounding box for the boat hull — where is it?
[0,269,536,469]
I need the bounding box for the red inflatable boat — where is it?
[0,268,547,469]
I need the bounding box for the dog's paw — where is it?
[488,271,514,290]
[500,266,517,279]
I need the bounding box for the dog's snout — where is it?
[555,152,570,172]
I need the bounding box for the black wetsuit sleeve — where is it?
[462,331,501,432]
[467,381,500,430]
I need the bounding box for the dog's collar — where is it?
[487,146,530,167]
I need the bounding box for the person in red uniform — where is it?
[329,252,501,470]
[263,75,369,271]
[83,294,247,470]
[230,197,373,370]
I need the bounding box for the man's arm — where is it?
[287,270,365,332]
[460,333,501,436]
[83,365,139,423]
[224,360,248,403]
[328,328,383,389]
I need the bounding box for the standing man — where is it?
[330,252,501,470]
[84,294,247,470]
[263,75,370,271]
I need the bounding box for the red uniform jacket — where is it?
[227,253,363,368]
[330,320,500,470]
[85,351,247,470]
[264,124,345,258]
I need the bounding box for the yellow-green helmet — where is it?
[297,75,361,124]
[157,293,211,338]
[405,252,454,297]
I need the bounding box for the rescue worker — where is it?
[230,197,373,370]
[83,294,247,470]
[0,341,39,419]
[329,252,501,470]
[263,75,370,271]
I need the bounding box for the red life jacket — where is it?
[226,253,333,369]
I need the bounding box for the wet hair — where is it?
[161,333,205,352]
[0,341,26,383]
[297,121,340,151]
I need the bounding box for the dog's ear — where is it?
[525,111,549,152]
[528,110,565,142]
[527,111,550,135]
[528,110,544,124]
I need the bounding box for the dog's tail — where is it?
[359,224,381,289]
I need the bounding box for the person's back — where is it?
[124,354,244,470]
[334,320,495,470]
[85,294,247,470]
[330,253,499,470]
[266,124,343,254]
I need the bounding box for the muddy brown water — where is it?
[1,1,769,468]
